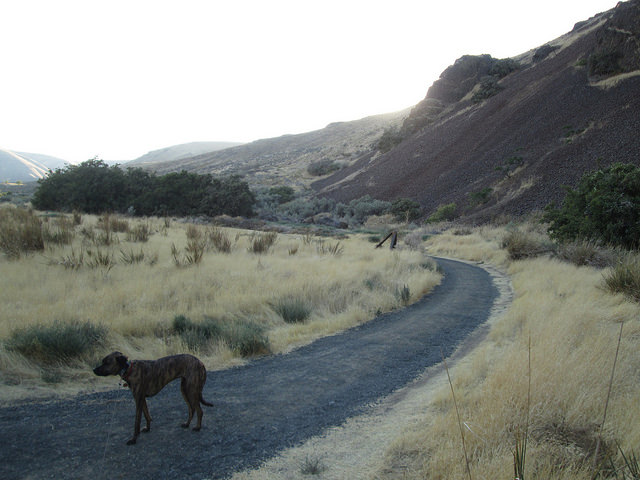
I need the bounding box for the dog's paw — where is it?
[141,427,150,433]
[192,426,201,432]
[126,438,137,445]
[181,423,190,429]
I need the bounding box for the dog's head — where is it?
[93,351,129,376]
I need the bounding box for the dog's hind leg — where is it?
[141,399,152,433]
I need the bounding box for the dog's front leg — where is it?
[127,397,144,445]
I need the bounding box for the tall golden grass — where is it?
[0,210,440,401]
[380,226,640,479]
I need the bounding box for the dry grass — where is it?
[378,225,640,479]
[0,211,440,401]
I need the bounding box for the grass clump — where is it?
[0,207,44,258]
[502,229,553,260]
[300,454,327,475]
[7,320,107,364]
[555,240,621,268]
[603,255,640,302]
[172,315,270,357]
[126,222,151,242]
[208,226,233,253]
[273,296,312,324]
[249,231,278,254]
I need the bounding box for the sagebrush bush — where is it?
[7,320,108,364]
[502,229,554,260]
[556,240,621,268]
[172,315,269,356]
[0,207,44,258]
[273,296,312,323]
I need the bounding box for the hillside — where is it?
[0,149,68,183]
[124,1,639,221]
[313,0,640,220]
[127,141,244,166]
[140,111,407,190]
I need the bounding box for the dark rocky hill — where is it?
[313,0,640,220]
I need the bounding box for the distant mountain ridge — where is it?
[138,111,408,191]
[0,149,68,183]
[128,141,244,166]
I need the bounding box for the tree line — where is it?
[32,159,255,217]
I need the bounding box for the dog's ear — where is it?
[116,352,129,368]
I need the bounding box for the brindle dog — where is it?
[93,351,213,445]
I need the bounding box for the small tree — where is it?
[543,163,640,249]
[390,198,422,222]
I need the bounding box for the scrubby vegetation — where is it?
[0,207,440,399]
[32,158,255,217]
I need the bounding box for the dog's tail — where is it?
[200,394,213,407]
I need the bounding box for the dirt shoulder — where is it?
[0,257,509,480]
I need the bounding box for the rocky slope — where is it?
[313,0,640,220]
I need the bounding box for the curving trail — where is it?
[0,257,500,480]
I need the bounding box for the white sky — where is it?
[1,0,621,163]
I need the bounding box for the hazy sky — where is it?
[1,0,620,163]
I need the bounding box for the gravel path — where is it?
[0,257,499,480]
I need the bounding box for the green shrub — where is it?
[543,163,640,249]
[7,320,108,364]
[272,296,312,323]
[489,58,520,78]
[390,198,422,222]
[307,160,341,177]
[588,50,622,76]
[603,255,640,302]
[427,203,458,223]
[472,76,503,103]
[268,186,296,204]
[0,207,44,259]
[378,127,404,153]
[469,187,493,206]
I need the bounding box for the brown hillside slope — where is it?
[145,111,406,190]
[313,0,640,219]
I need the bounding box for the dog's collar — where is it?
[119,361,133,385]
